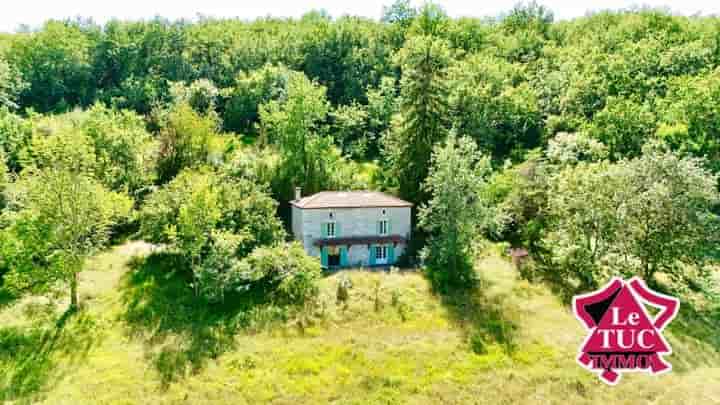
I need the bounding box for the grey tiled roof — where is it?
[291,191,413,209]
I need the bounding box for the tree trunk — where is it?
[70,271,79,310]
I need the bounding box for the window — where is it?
[379,219,388,235]
[326,222,336,238]
[375,245,387,260]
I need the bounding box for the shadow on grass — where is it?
[119,252,287,388]
[0,308,101,402]
[434,277,519,355]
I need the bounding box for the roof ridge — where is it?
[291,190,413,209]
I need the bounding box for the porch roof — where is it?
[313,235,407,247]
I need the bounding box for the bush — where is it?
[234,242,322,306]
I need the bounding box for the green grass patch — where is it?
[0,242,718,403]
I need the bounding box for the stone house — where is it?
[291,189,412,268]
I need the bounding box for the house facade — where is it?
[291,189,412,268]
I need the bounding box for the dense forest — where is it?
[1,0,719,311]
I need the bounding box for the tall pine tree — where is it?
[385,34,452,205]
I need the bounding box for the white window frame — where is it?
[375,245,387,261]
[326,221,337,238]
[379,219,389,236]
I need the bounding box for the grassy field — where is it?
[0,241,719,404]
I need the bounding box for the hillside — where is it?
[0,241,718,404]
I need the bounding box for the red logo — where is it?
[573,277,679,385]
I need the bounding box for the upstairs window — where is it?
[326,222,336,238]
[378,219,388,236]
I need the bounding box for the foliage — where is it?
[7,21,95,112]
[0,108,32,172]
[419,133,498,290]
[544,145,720,291]
[155,102,218,183]
[138,168,286,299]
[0,58,25,110]
[449,54,543,161]
[78,104,158,195]
[586,97,656,159]
[545,132,608,165]
[384,34,451,204]
[169,79,219,114]
[222,64,292,135]
[258,71,363,199]
[233,242,322,306]
[1,167,132,307]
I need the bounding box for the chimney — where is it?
[295,187,302,201]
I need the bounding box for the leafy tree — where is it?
[0,58,26,109]
[1,168,131,309]
[7,21,95,112]
[330,103,369,158]
[545,145,720,291]
[545,132,608,166]
[170,79,219,114]
[156,102,218,183]
[449,54,543,161]
[381,0,417,26]
[0,150,7,209]
[139,168,286,298]
[258,71,333,199]
[79,104,158,195]
[233,242,322,305]
[222,64,292,134]
[384,34,451,204]
[0,108,32,172]
[586,97,656,160]
[419,133,497,290]
[409,3,449,37]
[658,68,720,172]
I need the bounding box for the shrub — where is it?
[234,242,322,306]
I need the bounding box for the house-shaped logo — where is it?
[573,277,679,385]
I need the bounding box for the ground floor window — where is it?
[375,245,387,261]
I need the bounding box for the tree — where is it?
[223,64,292,134]
[384,34,451,204]
[233,242,322,305]
[545,145,720,291]
[7,21,95,112]
[381,0,417,27]
[586,97,656,160]
[1,168,132,308]
[418,133,497,290]
[449,54,543,161]
[0,150,7,209]
[258,71,336,200]
[139,168,286,298]
[156,102,218,183]
[169,79,219,114]
[0,107,32,172]
[79,104,158,195]
[0,58,26,109]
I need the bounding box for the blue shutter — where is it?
[340,246,348,267]
[388,245,395,264]
[320,223,327,238]
[376,221,381,235]
[336,222,341,237]
[321,247,328,267]
[368,245,376,266]
[388,219,392,235]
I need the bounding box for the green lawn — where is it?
[0,241,718,404]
